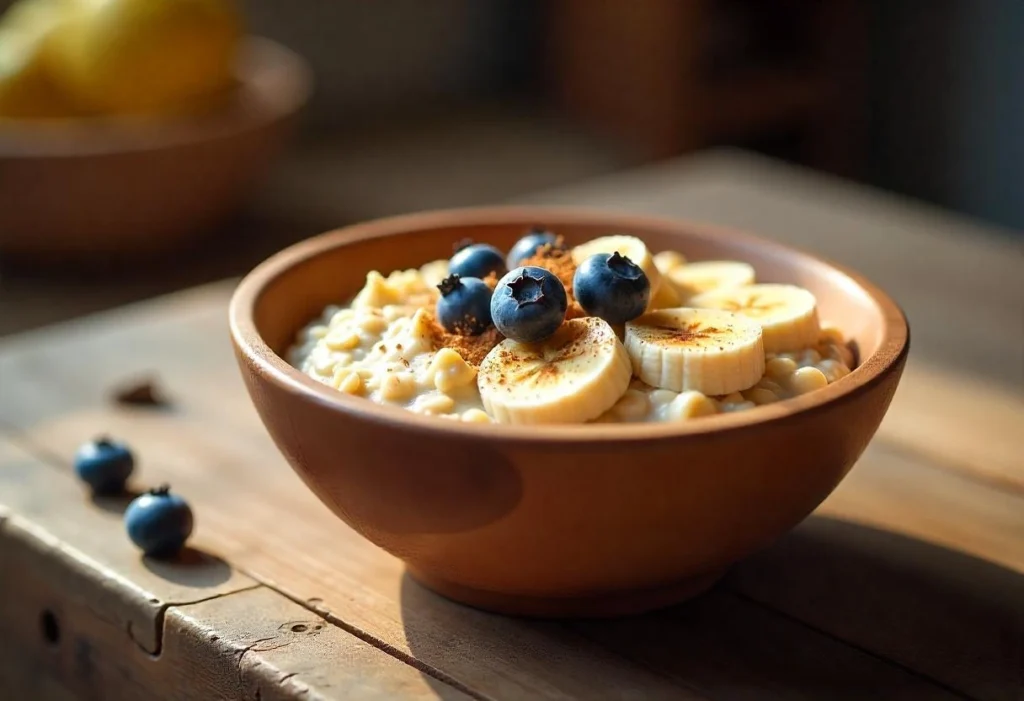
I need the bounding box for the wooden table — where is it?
[2,151,1022,700]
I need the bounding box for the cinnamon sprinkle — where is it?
[650,323,719,345]
[519,247,586,319]
[427,313,503,366]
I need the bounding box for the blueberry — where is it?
[573,252,650,324]
[449,242,506,280]
[491,266,568,343]
[436,274,493,335]
[124,485,193,557]
[506,227,564,268]
[74,436,134,495]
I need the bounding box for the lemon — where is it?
[49,0,242,115]
[0,0,83,118]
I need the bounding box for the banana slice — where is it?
[625,308,765,395]
[688,284,820,353]
[478,317,631,424]
[648,275,682,309]
[572,235,663,310]
[666,261,755,301]
[653,250,687,275]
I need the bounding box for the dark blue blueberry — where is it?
[506,227,564,268]
[491,266,568,343]
[449,242,507,280]
[124,485,193,557]
[573,252,650,324]
[74,436,134,495]
[435,274,493,335]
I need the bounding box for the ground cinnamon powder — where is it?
[519,247,586,319]
[426,246,587,366]
[428,315,503,366]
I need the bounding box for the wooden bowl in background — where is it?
[0,37,311,260]
[229,207,909,617]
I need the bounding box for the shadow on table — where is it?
[88,488,144,515]
[140,546,234,588]
[398,515,1024,700]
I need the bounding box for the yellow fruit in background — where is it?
[0,0,83,118]
[48,0,242,115]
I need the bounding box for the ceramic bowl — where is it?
[0,37,310,260]
[229,207,909,617]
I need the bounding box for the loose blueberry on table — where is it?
[435,274,494,335]
[573,251,651,324]
[74,436,135,495]
[448,242,507,280]
[124,485,194,557]
[491,266,568,343]
[506,227,564,268]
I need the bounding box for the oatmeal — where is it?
[288,228,855,425]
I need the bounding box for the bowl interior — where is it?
[251,212,890,367]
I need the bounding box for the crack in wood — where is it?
[255,581,497,701]
[147,584,264,656]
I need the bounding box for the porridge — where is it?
[288,230,855,425]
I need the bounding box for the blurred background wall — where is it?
[2,0,1017,229]
[231,0,1021,231]
[868,0,1022,233]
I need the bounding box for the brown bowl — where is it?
[229,207,909,617]
[0,36,310,260]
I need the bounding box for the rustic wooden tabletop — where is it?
[1,151,1022,700]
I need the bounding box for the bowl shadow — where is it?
[397,515,1024,700]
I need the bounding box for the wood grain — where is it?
[1,282,1018,699]
[0,438,962,701]
[877,359,1024,492]
[0,436,258,654]
[0,522,470,700]
[735,441,1024,701]
[163,587,475,701]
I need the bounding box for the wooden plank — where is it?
[4,450,959,701]
[0,288,1002,699]
[877,358,1024,493]
[521,149,1024,387]
[2,443,703,699]
[728,440,1024,701]
[0,436,259,654]
[163,587,475,701]
[573,592,962,701]
[0,519,471,701]
[566,438,1024,701]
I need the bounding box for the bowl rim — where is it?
[229,206,910,445]
[0,36,312,158]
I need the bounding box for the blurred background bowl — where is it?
[0,36,311,261]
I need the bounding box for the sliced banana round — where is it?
[572,235,663,310]
[478,317,632,424]
[624,308,765,396]
[688,283,820,353]
[648,276,682,309]
[653,250,687,275]
[666,261,755,301]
